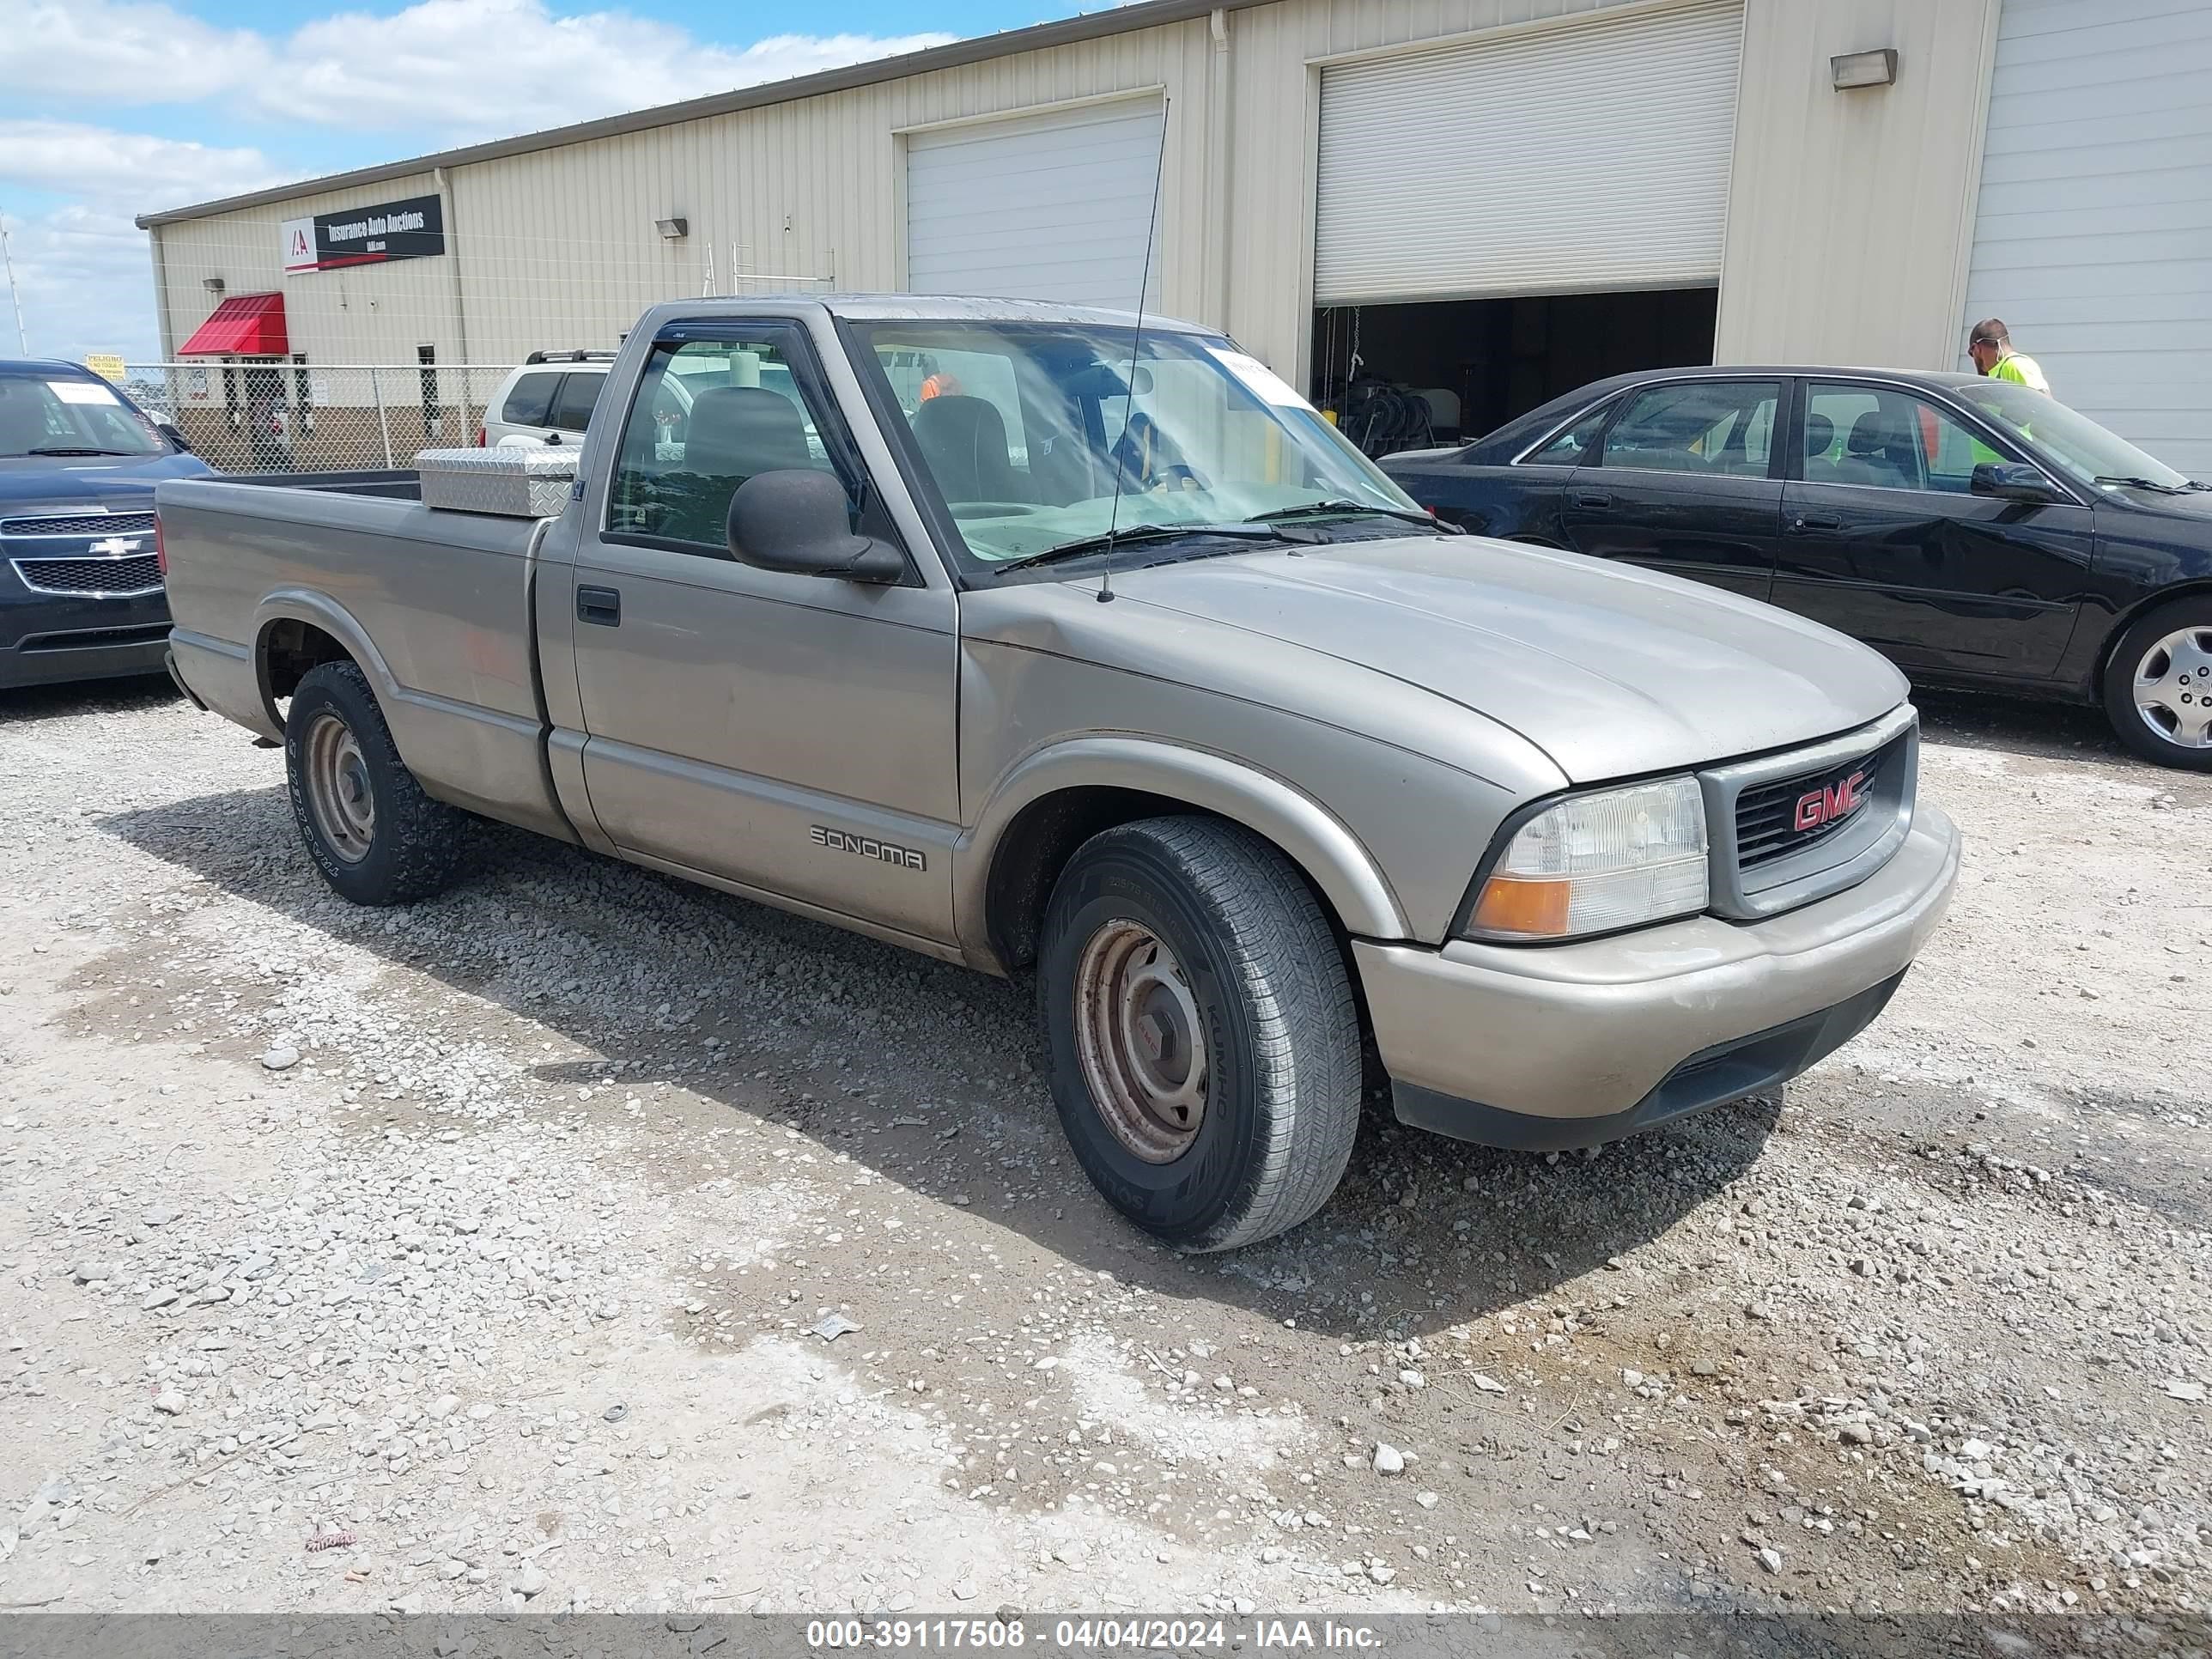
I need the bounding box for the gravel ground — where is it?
[0,678,2206,1621]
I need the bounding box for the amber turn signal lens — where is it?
[1468,875,1572,939]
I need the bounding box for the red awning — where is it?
[178,292,289,356]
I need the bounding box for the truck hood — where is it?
[1107,537,1910,782]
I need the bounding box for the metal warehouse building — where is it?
[135,0,2212,475]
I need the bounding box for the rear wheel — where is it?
[285,661,473,903]
[2102,600,2212,770]
[1038,817,1362,1251]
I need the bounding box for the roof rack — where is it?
[524,349,620,365]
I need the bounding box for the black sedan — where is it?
[1382,366,2212,769]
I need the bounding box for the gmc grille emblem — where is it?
[1795,769,1869,833]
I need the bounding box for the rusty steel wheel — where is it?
[1072,918,1210,1164]
[284,661,474,905]
[301,708,376,864]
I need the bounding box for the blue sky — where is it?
[0,0,1066,360]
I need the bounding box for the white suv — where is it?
[479,347,814,453]
[478,351,617,447]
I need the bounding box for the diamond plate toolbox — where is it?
[416,447,578,517]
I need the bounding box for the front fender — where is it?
[953,735,1411,966]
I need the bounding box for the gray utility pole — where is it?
[0,209,26,354]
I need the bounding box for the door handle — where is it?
[577,585,621,626]
[1570,490,1612,510]
[1790,513,1843,532]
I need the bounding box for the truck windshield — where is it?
[1950,379,2194,491]
[849,321,1420,571]
[0,371,167,459]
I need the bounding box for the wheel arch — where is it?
[2094,580,2212,684]
[252,592,397,730]
[959,737,1409,975]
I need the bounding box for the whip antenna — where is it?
[1099,97,1170,605]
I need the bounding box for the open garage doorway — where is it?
[1310,286,1718,458]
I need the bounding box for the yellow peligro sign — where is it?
[83,353,128,383]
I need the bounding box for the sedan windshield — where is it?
[1950,378,2192,491]
[850,321,1422,571]
[0,372,167,459]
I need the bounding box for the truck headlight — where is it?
[1464,776,1708,941]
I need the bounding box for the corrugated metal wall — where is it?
[149,0,2002,392]
[154,170,455,365]
[1714,0,2002,371]
[1221,0,1650,376]
[1962,0,2212,476]
[447,21,1216,366]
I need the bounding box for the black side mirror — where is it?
[1971,461,2060,505]
[726,469,904,582]
[158,419,192,454]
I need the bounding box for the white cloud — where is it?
[3,204,164,362]
[0,0,958,361]
[0,121,276,207]
[0,125,279,362]
[0,0,955,141]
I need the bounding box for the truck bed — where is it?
[155,472,571,839]
[218,468,423,499]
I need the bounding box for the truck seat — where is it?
[912,395,1024,504]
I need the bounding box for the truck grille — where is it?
[1735,732,1907,871]
[1701,707,1919,921]
[11,555,165,597]
[0,511,157,538]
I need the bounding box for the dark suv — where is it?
[1,360,212,690]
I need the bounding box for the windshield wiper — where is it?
[1251,500,1458,533]
[993,522,1295,574]
[21,446,138,458]
[2094,474,2190,495]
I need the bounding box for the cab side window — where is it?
[1596,381,1779,478]
[607,334,852,553]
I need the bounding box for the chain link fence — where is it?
[123,362,521,472]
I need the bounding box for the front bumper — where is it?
[0,585,173,690]
[0,513,173,690]
[1353,804,1961,1149]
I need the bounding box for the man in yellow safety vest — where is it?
[1968,319,2050,394]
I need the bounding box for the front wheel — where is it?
[2102,601,2212,770]
[1037,817,1363,1251]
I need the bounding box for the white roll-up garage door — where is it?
[905,98,1165,311]
[1314,1,1743,306]
[1962,0,2212,477]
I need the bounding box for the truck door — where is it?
[566,319,962,945]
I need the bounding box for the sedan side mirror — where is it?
[726,468,904,582]
[158,419,193,454]
[1970,461,2061,505]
